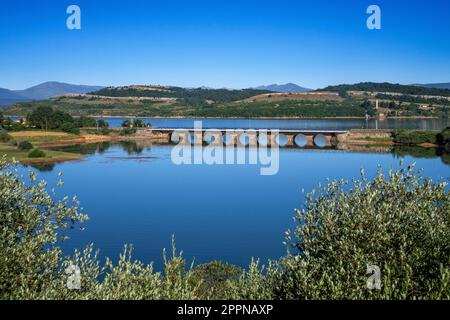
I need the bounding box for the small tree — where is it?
[0,130,12,143]
[97,119,109,128]
[60,122,80,135]
[76,116,97,128]
[17,140,34,151]
[0,160,88,299]
[28,149,47,158]
[27,106,54,130]
[133,119,145,128]
[338,90,348,98]
[121,120,133,128]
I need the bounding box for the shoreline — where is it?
[2,129,447,166]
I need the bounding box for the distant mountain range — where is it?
[0,88,28,107]
[413,83,450,90]
[0,81,104,107]
[254,83,312,93]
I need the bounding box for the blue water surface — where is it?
[15,142,450,270]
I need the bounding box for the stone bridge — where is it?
[147,128,349,148]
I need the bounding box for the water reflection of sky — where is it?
[15,142,450,271]
[97,117,450,130]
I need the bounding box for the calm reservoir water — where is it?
[10,118,450,269]
[99,117,450,130]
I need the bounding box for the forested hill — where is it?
[317,82,450,97]
[91,86,271,105]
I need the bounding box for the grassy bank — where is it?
[347,128,450,148]
[0,144,83,164]
[0,131,87,164]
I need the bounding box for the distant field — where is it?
[9,131,80,144]
[10,131,75,138]
[242,92,342,103]
[0,143,82,164]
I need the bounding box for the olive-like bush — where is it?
[17,140,33,151]
[28,149,46,158]
[0,130,12,143]
[120,127,137,136]
[60,122,80,135]
[393,130,438,144]
[273,164,450,300]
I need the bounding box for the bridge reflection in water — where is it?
[150,128,349,149]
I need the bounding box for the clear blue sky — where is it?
[0,0,449,90]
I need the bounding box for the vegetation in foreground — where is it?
[1,160,449,300]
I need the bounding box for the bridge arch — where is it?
[203,130,222,145]
[294,134,308,147]
[313,134,328,148]
[275,133,289,147]
[170,130,185,144]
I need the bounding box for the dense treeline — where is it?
[187,99,368,118]
[392,128,450,147]
[24,106,107,134]
[318,82,450,97]
[92,86,271,105]
[1,162,449,300]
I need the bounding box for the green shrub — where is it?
[1,120,27,132]
[121,120,133,128]
[121,119,149,128]
[0,160,87,299]
[60,122,80,135]
[437,127,450,145]
[17,140,34,151]
[0,130,12,142]
[76,116,97,128]
[393,130,438,144]
[275,164,450,300]
[120,127,137,136]
[28,149,47,158]
[97,119,109,128]
[100,128,111,135]
[133,119,146,128]
[190,261,242,299]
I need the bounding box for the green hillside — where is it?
[3,96,369,118]
[4,83,450,119]
[92,86,271,105]
[318,82,450,97]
